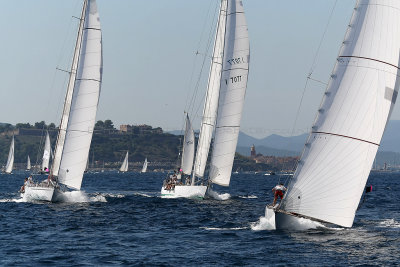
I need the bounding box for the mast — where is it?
[279,0,400,227]
[208,0,250,187]
[52,0,88,176]
[54,0,103,190]
[192,0,228,184]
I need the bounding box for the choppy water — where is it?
[0,171,399,266]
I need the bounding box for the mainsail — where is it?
[181,114,195,175]
[5,136,14,174]
[27,155,31,170]
[52,0,102,190]
[120,151,129,172]
[193,0,228,179]
[141,158,148,173]
[42,131,51,171]
[209,0,250,187]
[280,0,400,227]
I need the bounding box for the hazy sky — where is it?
[3,0,389,139]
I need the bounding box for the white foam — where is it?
[54,190,90,203]
[200,226,247,231]
[251,207,276,230]
[379,219,400,228]
[207,188,231,200]
[134,192,152,198]
[89,194,107,202]
[238,195,258,199]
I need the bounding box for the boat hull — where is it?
[275,211,329,230]
[22,186,57,202]
[161,185,207,199]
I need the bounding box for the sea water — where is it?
[0,171,399,266]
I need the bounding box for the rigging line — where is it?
[282,0,339,181]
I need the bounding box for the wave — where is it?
[251,206,276,230]
[134,192,153,198]
[238,195,258,199]
[207,188,231,200]
[200,226,248,231]
[379,219,400,228]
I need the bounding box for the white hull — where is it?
[275,211,329,230]
[161,185,207,199]
[22,186,58,202]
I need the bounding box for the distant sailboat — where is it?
[161,0,250,198]
[26,155,31,171]
[141,158,148,173]
[22,0,103,202]
[119,151,129,172]
[4,136,14,174]
[271,0,400,229]
[41,131,51,173]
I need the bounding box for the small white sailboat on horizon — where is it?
[119,151,129,173]
[141,157,148,173]
[26,155,31,171]
[4,136,14,174]
[21,0,103,202]
[161,0,250,199]
[268,0,400,229]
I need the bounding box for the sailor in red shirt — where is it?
[272,183,287,206]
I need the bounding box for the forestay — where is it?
[193,0,228,178]
[209,0,250,186]
[280,0,400,227]
[181,114,195,175]
[57,0,103,190]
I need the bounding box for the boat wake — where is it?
[207,189,231,200]
[379,219,400,228]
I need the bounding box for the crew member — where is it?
[272,182,287,206]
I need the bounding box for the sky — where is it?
[4,0,393,139]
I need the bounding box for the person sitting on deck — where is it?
[272,182,287,206]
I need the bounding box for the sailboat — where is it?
[26,155,31,171]
[4,136,14,174]
[141,158,148,173]
[161,0,250,199]
[270,0,400,229]
[22,0,102,202]
[41,131,51,173]
[119,151,129,173]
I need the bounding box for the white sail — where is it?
[42,131,51,171]
[5,136,14,174]
[55,0,102,190]
[280,0,400,228]
[209,0,250,187]
[27,155,31,170]
[120,151,129,172]
[193,0,228,178]
[181,114,195,175]
[141,158,148,173]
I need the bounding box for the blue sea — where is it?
[0,171,399,266]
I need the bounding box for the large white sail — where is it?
[280,0,400,228]
[120,151,129,172]
[193,0,228,178]
[209,0,250,187]
[141,158,148,173]
[5,136,14,174]
[56,0,102,190]
[27,155,31,170]
[42,131,51,171]
[181,114,195,175]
